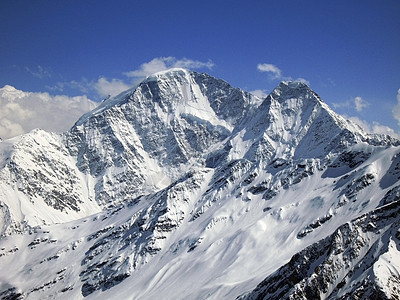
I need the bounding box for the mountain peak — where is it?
[1,70,400,299]
[144,67,190,81]
[269,80,322,103]
[279,80,310,88]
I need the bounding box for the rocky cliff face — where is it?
[0,69,399,299]
[238,199,400,300]
[65,69,257,207]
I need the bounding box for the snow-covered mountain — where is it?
[0,68,399,299]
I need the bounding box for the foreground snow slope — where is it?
[238,199,400,300]
[0,69,399,299]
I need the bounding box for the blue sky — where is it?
[1,0,400,138]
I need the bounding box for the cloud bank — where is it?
[348,116,399,139]
[93,78,131,98]
[0,85,97,139]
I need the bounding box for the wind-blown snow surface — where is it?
[0,69,400,299]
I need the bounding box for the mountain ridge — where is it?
[0,68,399,299]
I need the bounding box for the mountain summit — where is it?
[0,69,399,299]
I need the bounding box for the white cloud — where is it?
[250,89,268,99]
[257,63,282,79]
[347,116,373,131]
[0,85,97,139]
[348,116,399,138]
[0,118,25,138]
[93,77,131,98]
[256,64,310,86]
[332,96,369,112]
[124,57,215,78]
[392,89,400,126]
[371,122,399,137]
[49,57,214,99]
[25,65,52,79]
[47,78,91,94]
[332,100,351,110]
[172,57,215,70]
[354,96,369,112]
[295,78,311,86]
[124,57,172,78]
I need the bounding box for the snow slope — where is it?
[239,199,400,300]
[0,69,399,299]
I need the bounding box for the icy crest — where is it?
[143,67,190,82]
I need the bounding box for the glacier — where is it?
[0,68,399,299]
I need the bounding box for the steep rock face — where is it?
[79,169,211,296]
[192,71,260,124]
[66,69,258,206]
[3,131,84,212]
[239,200,400,300]
[195,80,395,224]
[0,130,100,234]
[0,69,259,234]
[233,81,369,164]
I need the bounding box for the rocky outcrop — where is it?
[239,200,400,300]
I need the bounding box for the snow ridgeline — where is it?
[0,68,399,299]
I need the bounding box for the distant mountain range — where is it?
[0,68,399,299]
